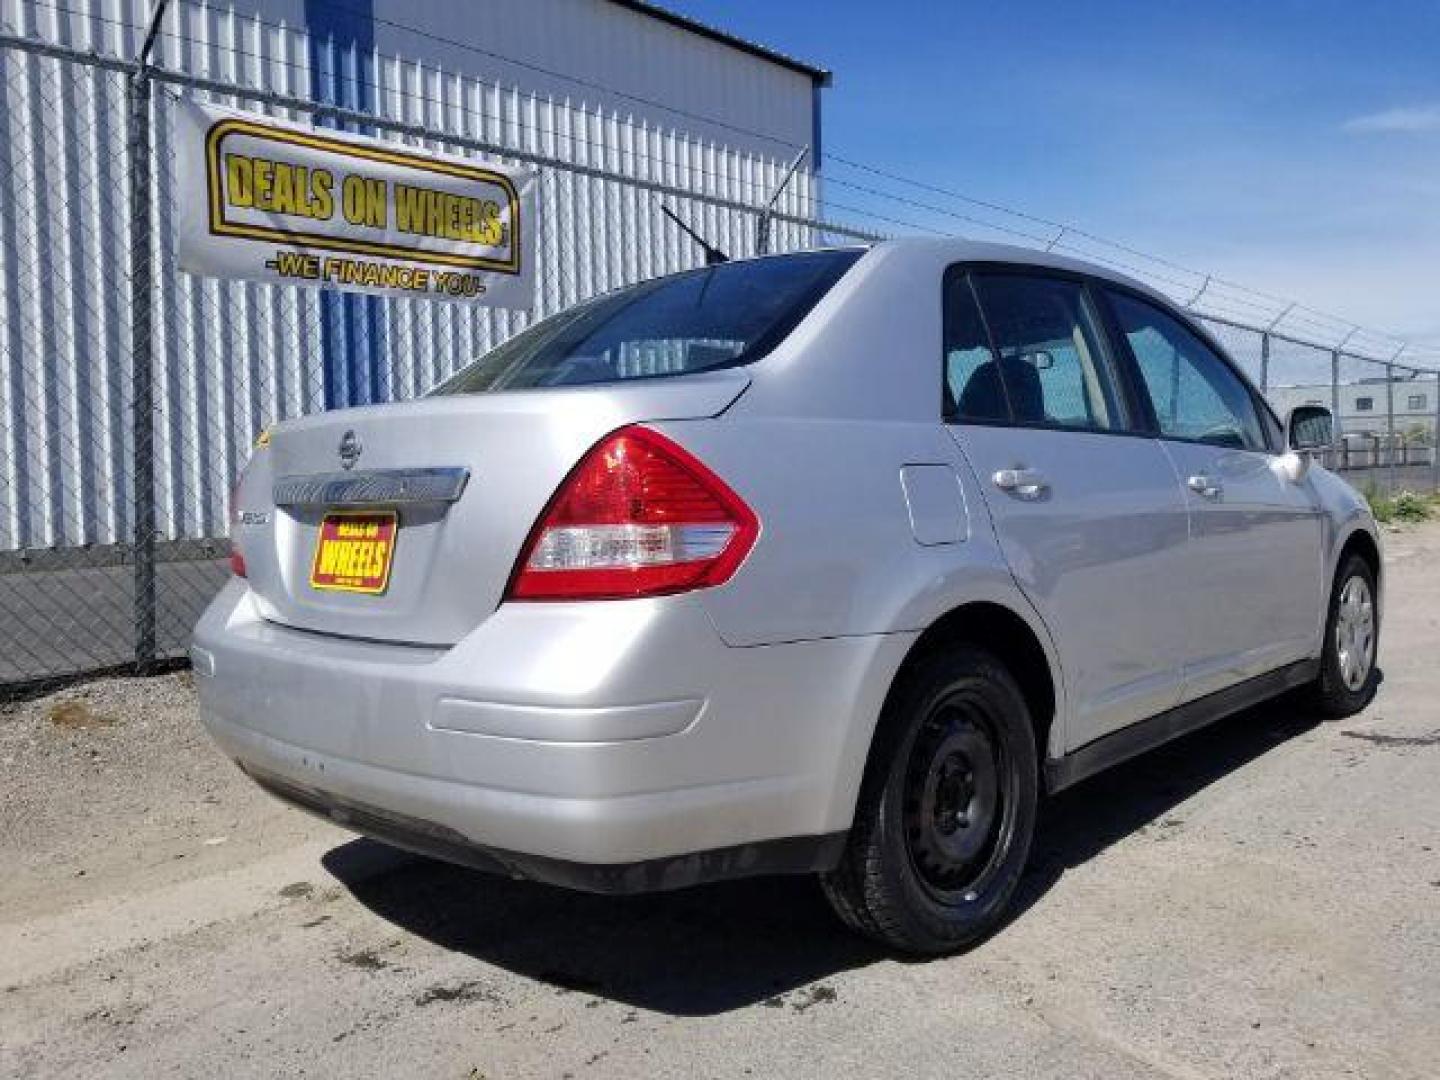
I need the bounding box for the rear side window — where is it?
[944,270,1128,432]
[1107,291,1268,451]
[434,250,862,393]
[943,275,1005,422]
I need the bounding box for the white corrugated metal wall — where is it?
[239,0,823,157]
[0,0,825,550]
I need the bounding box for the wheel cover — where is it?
[902,692,1009,904]
[1335,574,1375,692]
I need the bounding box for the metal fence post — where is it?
[127,71,156,670]
[1259,331,1270,395]
[129,2,169,671]
[1386,362,1397,493]
[755,146,808,256]
[1433,372,1440,492]
[1330,349,1341,459]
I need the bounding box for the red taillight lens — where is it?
[228,475,247,578]
[508,426,759,601]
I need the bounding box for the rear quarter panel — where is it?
[663,417,1025,645]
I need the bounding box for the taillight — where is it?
[228,475,247,578]
[507,426,759,601]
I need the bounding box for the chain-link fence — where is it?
[0,30,873,689]
[2,28,1436,691]
[1203,315,1440,496]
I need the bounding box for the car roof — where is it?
[866,237,1170,303]
[730,238,1177,312]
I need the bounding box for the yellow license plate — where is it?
[309,510,398,594]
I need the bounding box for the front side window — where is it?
[1107,291,1267,452]
[434,250,862,394]
[944,270,1127,431]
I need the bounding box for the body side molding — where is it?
[1045,658,1320,794]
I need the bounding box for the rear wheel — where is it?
[1309,553,1379,717]
[821,647,1038,954]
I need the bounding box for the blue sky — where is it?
[669,1,1440,347]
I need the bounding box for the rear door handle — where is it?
[1187,474,1223,499]
[993,467,1048,500]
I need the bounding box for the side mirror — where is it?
[1287,405,1333,453]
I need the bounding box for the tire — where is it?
[1309,553,1379,718]
[820,646,1038,955]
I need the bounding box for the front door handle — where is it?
[993,467,1049,500]
[1187,473,1223,499]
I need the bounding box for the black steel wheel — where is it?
[821,646,1038,954]
[903,695,1010,903]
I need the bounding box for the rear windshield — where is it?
[433,249,863,394]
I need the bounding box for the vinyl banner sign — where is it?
[176,101,537,307]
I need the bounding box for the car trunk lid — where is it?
[231,370,748,645]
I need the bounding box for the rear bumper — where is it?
[192,580,911,878]
[236,761,845,893]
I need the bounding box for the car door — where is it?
[1102,288,1325,701]
[943,267,1192,750]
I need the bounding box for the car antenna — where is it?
[660,204,729,266]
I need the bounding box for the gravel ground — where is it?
[0,669,324,923]
[2,526,1438,1079]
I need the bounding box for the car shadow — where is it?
[1006,692,1332,924]
[322,690,1341,1017]
[322,839,884,1016]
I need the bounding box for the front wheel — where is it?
[820,646,1038,955]
[1309,553,1379,717]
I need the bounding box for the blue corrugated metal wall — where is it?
[305,0,384,409]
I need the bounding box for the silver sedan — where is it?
[194,239,1380,953]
